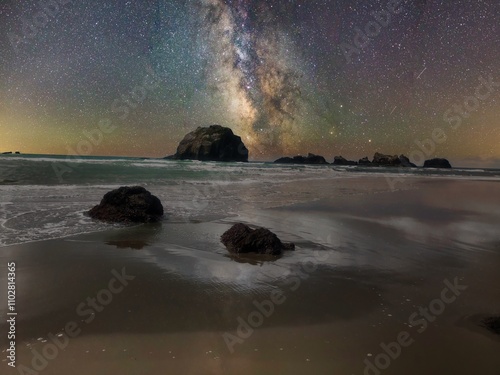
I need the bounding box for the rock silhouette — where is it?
[168,125,248,162]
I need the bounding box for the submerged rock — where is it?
[423,158,452,169]
[221,223,295,255]
[483,316,500,334]
[274,153,328,165]
[168,125,248,162]
[88,186,164,223]
[333,156,358,166]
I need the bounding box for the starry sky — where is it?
[0,0,499,165]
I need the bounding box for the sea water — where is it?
[1,154,499,247]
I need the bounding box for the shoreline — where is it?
[1,177,500,374]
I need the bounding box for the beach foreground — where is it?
[1,176,500,375]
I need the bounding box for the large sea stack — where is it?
[88,186,164,223]
[168,125,248,162]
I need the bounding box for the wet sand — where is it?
[1,177,500,374]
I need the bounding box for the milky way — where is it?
[195,0,305,155]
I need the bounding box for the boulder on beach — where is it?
[333,156,358,166]
[423,158,452,169]
[88,186,164,223]
[274,153,328,165]
[221,223,295,256]
[167,125,248,162]
[483,316,500,334]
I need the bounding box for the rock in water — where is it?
[358,157,372,165]
[221,223,295,255]
[372,152,401,166]
[333,156,358,166]
[274,153,328,165]
[399,155,417,168]
[423,158,452,169]
[170,125,248,162]
[88,186,164,223]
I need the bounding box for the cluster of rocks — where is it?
[86,125,457,257]
[160,124,452,169]
[88,187,295,257]
[275,152,452,169]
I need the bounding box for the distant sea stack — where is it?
[368,153,417,167]
[423,158,452,169]
[274,153,328,165]
[333,156,358,166]
[167,125,248,162]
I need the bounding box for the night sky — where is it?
[0,0,499,165]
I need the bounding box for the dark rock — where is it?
[168,125,248,162]
[274,157,295,163]
[1,152,12,155]
[221,223,295,255]
[423,158,452,169]
[274,153,328,165]
[483,316,500,334]
[399,155,417,168]
[88,186,164,223]
[372,152,401,166]
[333,156,358,166]
[359,157,372,165]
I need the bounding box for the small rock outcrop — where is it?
[333,156,358,166]
[168,125,248,162]
[88,186,164,223]
[423,158,452,169]
[221,223,295,255]
[399,155,417,168]
[274,153,328,165]
[359,157,372,165]
[372,152,401,166]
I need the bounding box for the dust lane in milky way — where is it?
[196,0,306,156]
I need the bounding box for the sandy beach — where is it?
[1,176,500,375]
